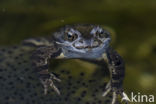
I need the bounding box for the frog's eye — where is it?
[65,32,78,42]
[96,30,109,38]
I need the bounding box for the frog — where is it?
[22,24,129,104]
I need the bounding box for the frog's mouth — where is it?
[74,40,100,48]
[56,38,110,53]
[73,38,110,51]
[73,43,100,50]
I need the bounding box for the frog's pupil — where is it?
[68,34,72,38]
[68,34,73,39]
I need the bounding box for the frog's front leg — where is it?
[103,48,129,104]
[31,46,62,95]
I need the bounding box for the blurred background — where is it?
[0,0,156,103]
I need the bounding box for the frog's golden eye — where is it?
[65,32,78,42]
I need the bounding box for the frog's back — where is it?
[0,45,113,104]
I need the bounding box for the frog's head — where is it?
[54,24,111,58]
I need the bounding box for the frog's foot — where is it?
[40,73,61,95]
[111,90,130,104]
[102,82,130,104]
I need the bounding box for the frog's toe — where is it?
[102,86,111,97]
[111,92,118,104]
[40,73,61,95]
[102,81,111,97]
[103,88,118,104]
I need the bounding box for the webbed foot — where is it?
[40,73,61,95]
[102,82,129,104]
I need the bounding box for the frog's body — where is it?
[0,24,129,104]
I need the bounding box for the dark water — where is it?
[0,0,156,104]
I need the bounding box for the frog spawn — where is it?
[0,46,117,104]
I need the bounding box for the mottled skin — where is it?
[23,24,129,104]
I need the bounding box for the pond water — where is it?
[0,0,156,104]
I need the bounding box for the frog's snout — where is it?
[73,39,102,50]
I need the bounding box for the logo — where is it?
[122,92,155,103]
